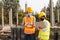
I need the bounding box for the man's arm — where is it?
[42,22,49,31]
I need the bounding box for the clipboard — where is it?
[36,21,46,28]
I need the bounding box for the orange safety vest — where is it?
[24,16,35,34]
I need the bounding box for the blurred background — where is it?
[0,0,60,40]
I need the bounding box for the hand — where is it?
[37,27,40,30]
[38,26,43,29]
[37,38,43,40]
[25,23,28,26]
[32,25,35,27]
[42,28,47,32]
[37,38,40,40]
[28,24,34,27]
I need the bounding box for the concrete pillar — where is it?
[25,3,27,12]
[16,12,18,27]
[9,8,12,27]
[44,6,46,13]
[2,1,4,27]
[50,0,55,26]
[57,8,59,23]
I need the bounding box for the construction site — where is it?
[0,0,60,40]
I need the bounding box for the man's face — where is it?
[40,16,45,21]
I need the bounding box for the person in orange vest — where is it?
[22,7,36,40]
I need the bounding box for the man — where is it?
[38,12,50,40]
[22,7,36,40]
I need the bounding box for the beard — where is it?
[40,18,44,21]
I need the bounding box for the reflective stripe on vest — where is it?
[24,16,35,34]
[38,20,50,39]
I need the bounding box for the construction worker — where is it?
[22,7,36,40]
[38,12,50,40]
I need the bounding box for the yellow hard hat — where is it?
[39,12,46,18]
[26,7,33,13]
